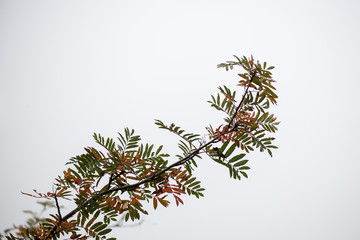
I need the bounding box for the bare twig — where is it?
[227,70,257,129]
[53,191,62,221]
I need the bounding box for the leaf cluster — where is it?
[206,55,279,177]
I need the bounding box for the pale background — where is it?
[1,1,360,239]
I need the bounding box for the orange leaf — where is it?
[70,234,82,239]
[115,202,121,213]
[174,195,184,206]
[158,197,169,207]
[130,198,138,206]
[172,187,186,195]
[162,187,173,193]
[133,193,145,200]
[153,198,158,210]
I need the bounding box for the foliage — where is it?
[2,55,279,240]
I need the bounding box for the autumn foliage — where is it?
[2,55,279,240]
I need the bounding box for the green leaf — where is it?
[86,210,100,228]
[156,145,163,155]
[125,213,130,222]
[240,171,248,178]
[93,223,107,232]
[228,166,233,178]
[228,153,246,163]
[234,160,248,167]
[239,166,250,170]
[99,228,112,235]
[189,181,200,188]
[225,143,237,157]
[90,222,102,230]
[219,141,230,153]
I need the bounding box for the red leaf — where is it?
[174,195,184,206]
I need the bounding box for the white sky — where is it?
[1,0,360,239]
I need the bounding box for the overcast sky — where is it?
[1,0,360,239]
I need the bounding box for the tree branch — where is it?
[47,69,257,239]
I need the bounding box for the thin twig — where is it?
[53,191,62,221]
[227,70,257,129]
